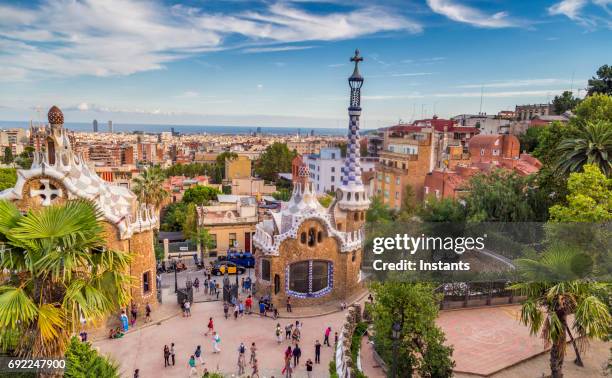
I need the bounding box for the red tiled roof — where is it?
[387,118,479,134]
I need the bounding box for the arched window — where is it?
[308,228,316,247]
[274,274,281,294]
[287,260,333,297]
[317,231,323,243]
[300,232,307,244]
[261,259,271,281]
[354,213,359,221]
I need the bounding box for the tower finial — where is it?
[350,49,363,78]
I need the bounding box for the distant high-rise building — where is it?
[310,129,314,136]
[256,127,262,136]
[108,120,113,133]
[93,119,98,132]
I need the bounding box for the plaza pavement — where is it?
[94,299,348,378]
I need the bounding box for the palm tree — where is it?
[510,246,611,378]
[131,166,169,209]
[556,121,612,176]
[0,200,132,358]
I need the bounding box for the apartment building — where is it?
[197,195,259,256]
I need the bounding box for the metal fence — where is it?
[434,280,523,310]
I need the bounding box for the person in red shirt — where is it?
[206,317,214,335]
[245,296,253,315]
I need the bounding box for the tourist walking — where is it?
[120,310,129,332]
[224,302,229,319]
[251,358,259,378]
[130,303,137,326]
[194,345,204,366]
[245,295,253,314]
[291,327,300,344]
[276,323,282,344]
[239,300,245,316]
[188,355,197,377]
[133,368,139,378]
[286,296,292,313]
[212,332,221,353]
[145,302,152,323]
[237,342,246,375]
[163,345,170,367]
[249,342,257,365]
[282,351,292,377]
[314,340,321,364]
[206,317,214,335]
[194,277,200,292]
[324,327,331,346]
[285,323,292,340]
[170,342,176,366]
[234,302,239,320]
[204,278,209,295]
[292,344,301,367]
[306,358,314,377]
[183,300,191,317]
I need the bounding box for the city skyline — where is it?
[1,0,611,128]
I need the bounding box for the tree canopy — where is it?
[549,164,612,222]
[182,185,220,205]
[587,64,612,96]
[552,90,581,114]
[254,142,296,182]
[0,168,16,191]
[370,281,454,377]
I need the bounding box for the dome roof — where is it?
[48,105,64,125]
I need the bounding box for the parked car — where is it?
[217,252,255,268]
[211,261,246,276]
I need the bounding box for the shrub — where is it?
[64,337,119,378]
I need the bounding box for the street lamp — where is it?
[391,321,401,378]
[173,260,178,293]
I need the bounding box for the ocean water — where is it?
[0,120,353,136]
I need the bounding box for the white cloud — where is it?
[0,1,421,81]
[548,0,588,20]
[242,46,314,54]
[548,0,611,28]
[455,78,580,89]
[426,0,520,28]
[175,91,200,99]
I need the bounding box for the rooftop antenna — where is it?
[479,84,484,114]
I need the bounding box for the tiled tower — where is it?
[335,49,370,232]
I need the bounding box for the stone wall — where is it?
[336,304,362,377]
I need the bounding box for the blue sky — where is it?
[0,0,611,129]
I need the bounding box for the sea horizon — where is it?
[0,120,378,136]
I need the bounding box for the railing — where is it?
[434,280,524,310]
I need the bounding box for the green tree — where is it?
[0,168,17,191]
[572,93,612,125]
[556,121,612,176]
[366,195,394,223]
[397,185,417,220]
[519,126,545,154]
[160,202,187,231]
[3,147,13,164]
[272,188,291,201]
[463,170,538,222]
[182,185,220,205]
[216,151,238,181]
[587,64,612,96]
[0,200,132,358]
[370,282,454,377]
[510,247,611,378]
[255,143,296,182]
[532,121,578,166]
[132,166,168,209]
[553,90,581,114]
[318,194,333,208]
[549,164,612,222]
[419,197,466,222]
[64,336,119,377]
